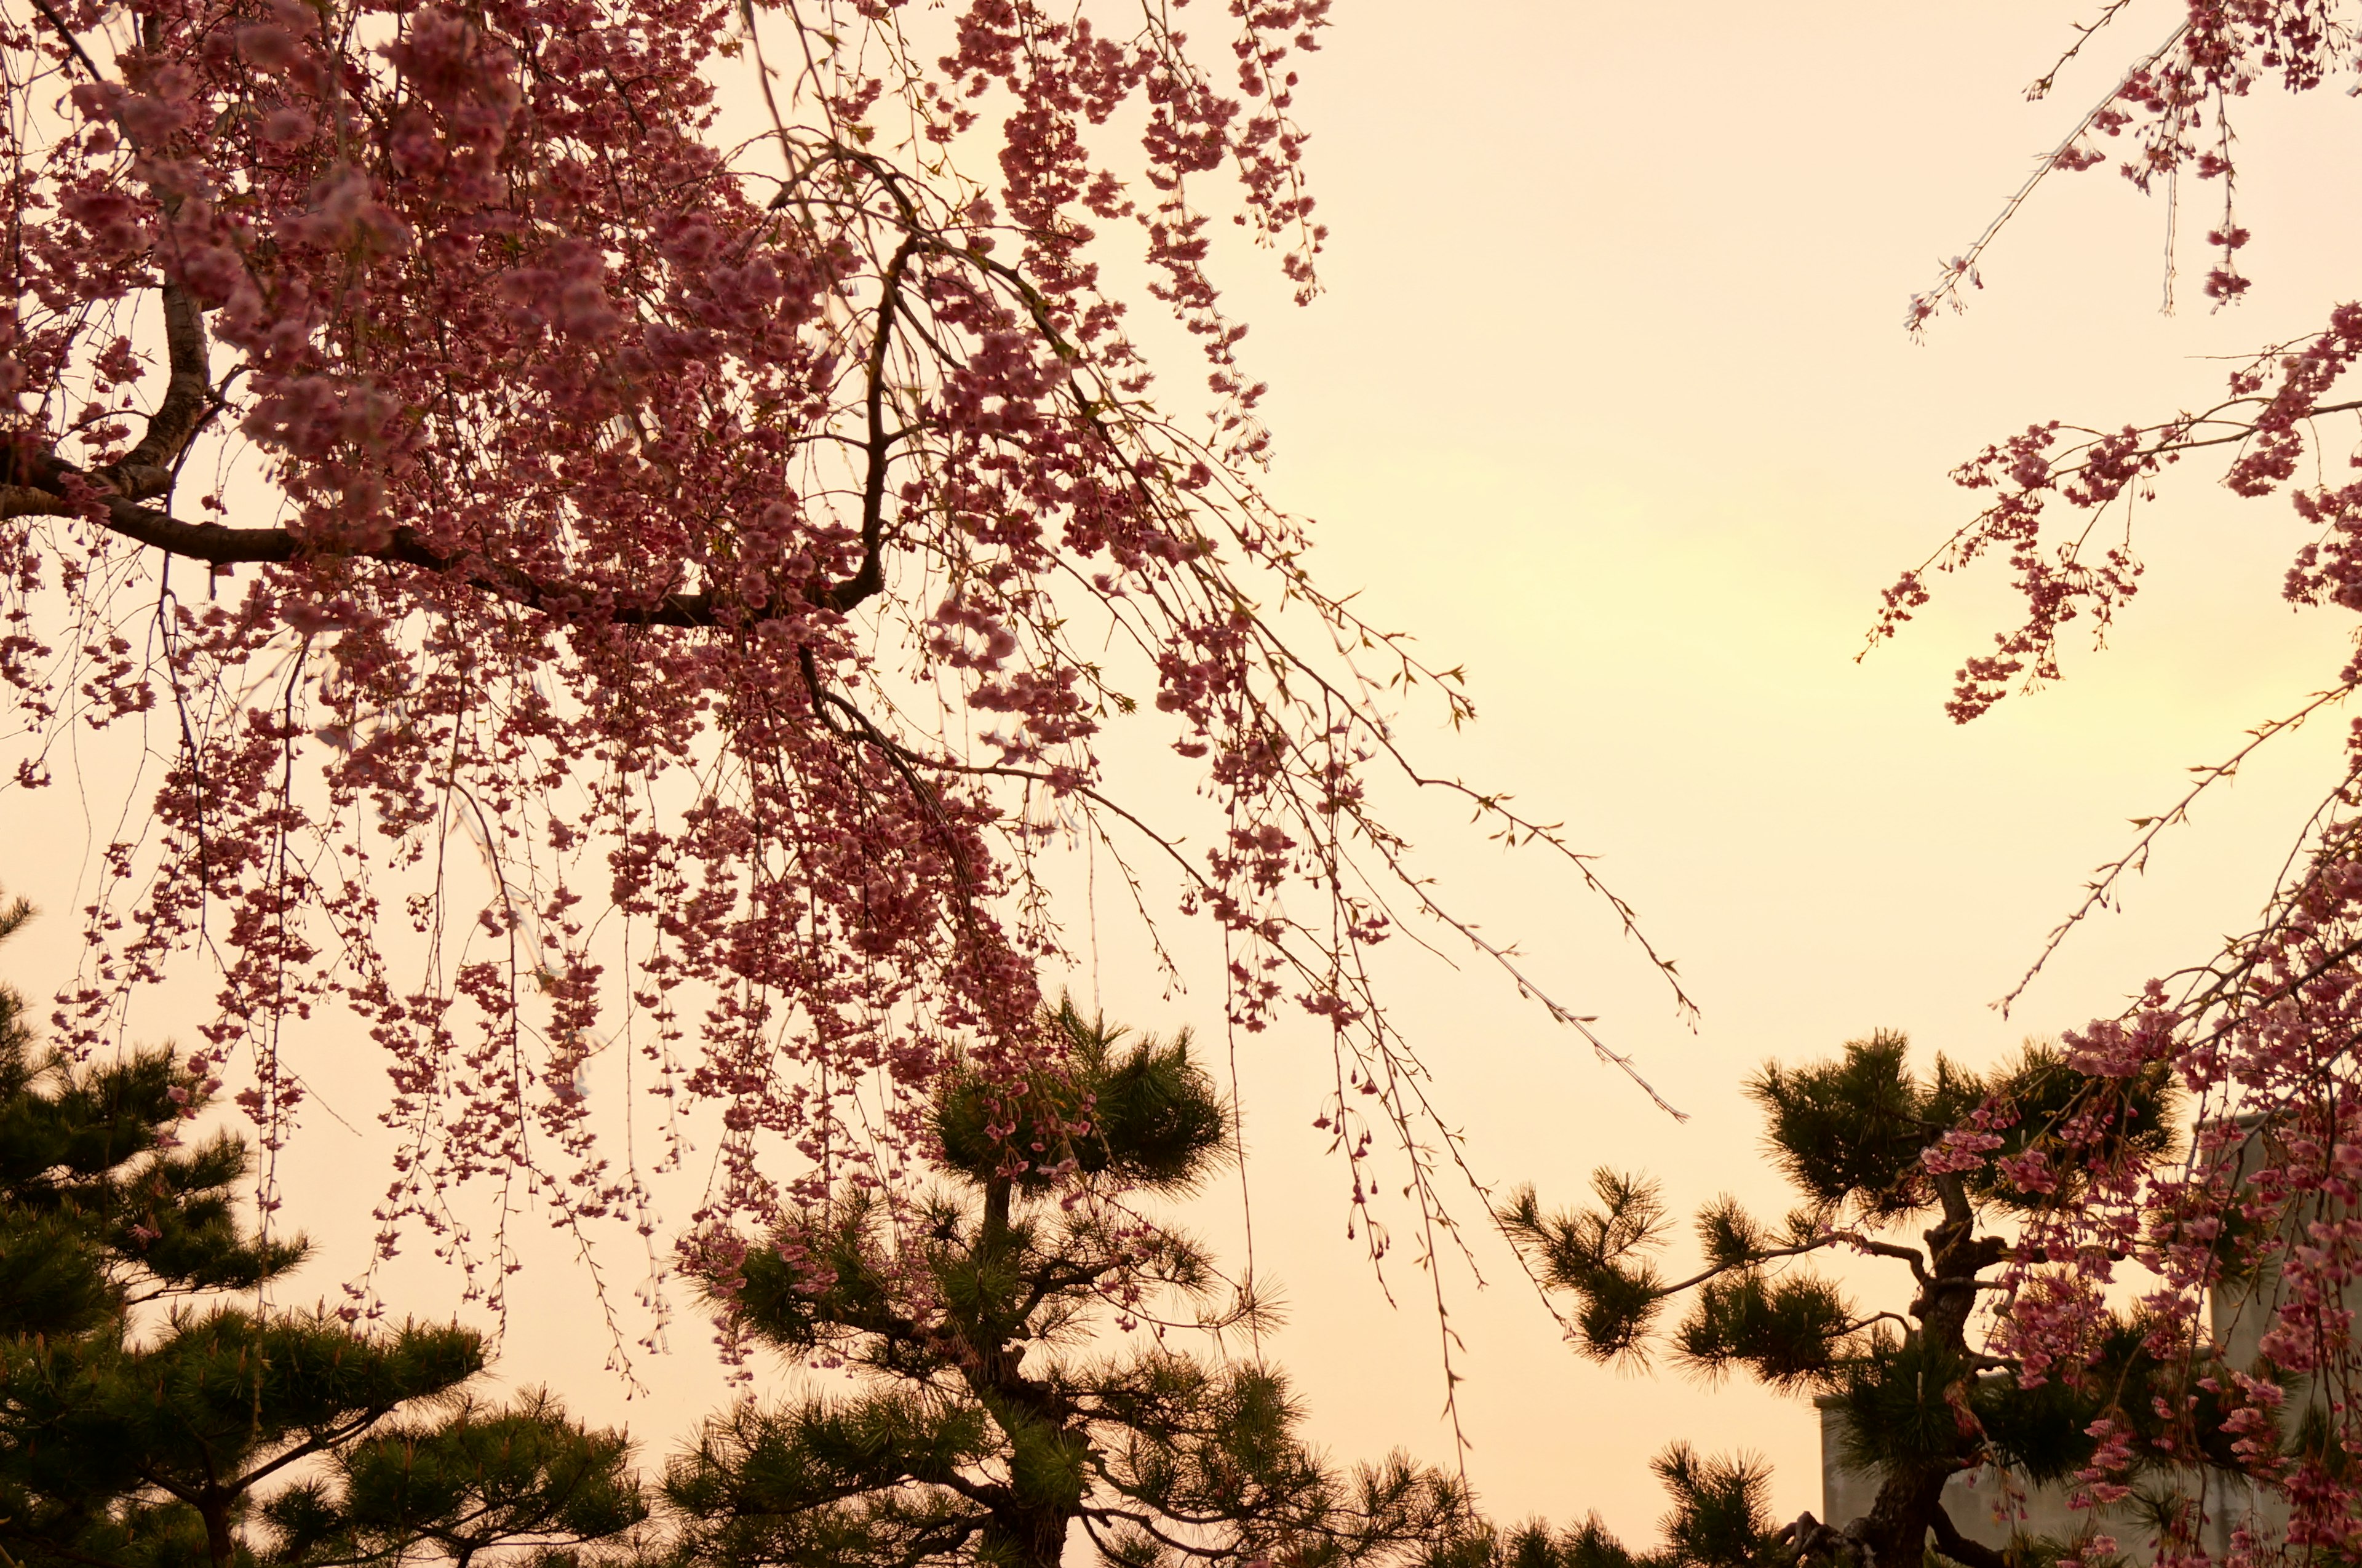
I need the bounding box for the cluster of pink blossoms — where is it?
[0,0,1687,1367]
[1874,4,2362,1559]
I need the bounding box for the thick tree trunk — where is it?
[1831,1174,2013,1568]
[199,1493,234,1568]
[1858,1465,1949,1566]
[1931,1503,2012,1568]
[977,1506,1074,1568]
[1855,1467,2014,1568]
[965,1175,1086,1568]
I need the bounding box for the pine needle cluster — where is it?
[0,892,651,1568]
[667,1000,1469,1568]
[1493,1033,2209,1568]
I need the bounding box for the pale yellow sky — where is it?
[1157,0,2362,1533]
[12,0,2362,1549]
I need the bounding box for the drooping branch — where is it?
[817,230,921,616]
[0,271,808,629]
[0,479,772,627]
[0,0,1690,1398]
[1994,680,2361,1014]
[7,222,965,640]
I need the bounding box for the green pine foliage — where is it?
[0,889,650,1568]
[1415,1451,1779,1568]
[0,889,306,1341]
[268,1387,651,1568]
[1494,1033,2203,1568]
[6,1305,490,1568]
[666,1000,1469,1568]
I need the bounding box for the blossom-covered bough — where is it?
[0,0,1688,1393]
[1881,5,2362,1562]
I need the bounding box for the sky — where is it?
[14,0,2362,1549]
[1159,0,2362,1532]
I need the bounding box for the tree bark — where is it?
[199,1493,234,1568]
[0,276,889,629]
[1847,1174,2012,1568]
[959,1175,1084,1568]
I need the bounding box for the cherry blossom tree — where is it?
[1879,5,2362,1562]
[0,0,1686,1359]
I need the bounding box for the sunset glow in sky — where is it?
[15,0,2362,1546]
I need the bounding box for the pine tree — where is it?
[1493,1033,2214,1568]
[0,889,650,1568]
[0,888,306,1342]
[1415,1449,1780,1568]
[266,1388,651,1568]
[664,1001,1468,1568]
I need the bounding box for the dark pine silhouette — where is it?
[0,889,650,1568]
[1487,1032,2245,1568]
[664,1001,1468,1568]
